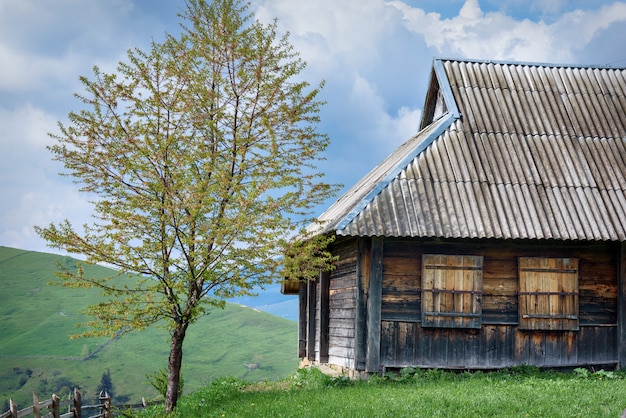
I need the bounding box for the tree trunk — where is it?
[165,323,187,413]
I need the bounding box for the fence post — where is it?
[98,391,111,418]
[9,399,18,418]
[51,394,60,418]
[32,392,40,418]
[104,392,111,418]
[98,392,104,417]
[73,388,81,418]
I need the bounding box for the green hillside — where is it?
[0,246,298,408]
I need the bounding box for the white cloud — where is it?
[527,0,567,17]
[395,106,423,140]
[0,105,56,150]
[0,0,164,99]
[0,184,92,254]
[389,0,626,63]
[350,75,421,149]
[459,0,483,19]
[553,3,626,46]
[0,104,89,253]
[256,0,397,74]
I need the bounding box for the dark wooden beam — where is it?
[618,242,626,369]
[319,270,330,363]
[366,236,383,373]
[307,278,317,361]
[298,281,307,358]
[355,236,371,370]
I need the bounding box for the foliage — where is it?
[36,373,79,398]
[573,367,620,380]
[288,367,331,389]
[145,367,183,399]
[283,232,338,282]
[95,368,130,402]
[133,368,626,418]
[96,369,114,398]
[286,367,353,389]
[504,364,542,376]
[34,0,338,412]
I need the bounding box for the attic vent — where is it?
[433,89,447,120]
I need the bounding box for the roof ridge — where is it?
[434,56,626,70]
[405,177,624,192]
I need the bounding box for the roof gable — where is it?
[314,58,626,241]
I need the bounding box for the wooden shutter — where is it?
[519,257,579,331]
[421,254,483,328]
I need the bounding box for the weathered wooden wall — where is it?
[379,238,619,369]
[326,237,358,369]
[380,322,617,368]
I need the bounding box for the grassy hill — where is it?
[0,246,298,409]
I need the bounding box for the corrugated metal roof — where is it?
[315,58,626,241]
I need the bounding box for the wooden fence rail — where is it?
[0,389,111,418]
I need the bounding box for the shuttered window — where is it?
[421,254,483,329]
[519,257,579,331]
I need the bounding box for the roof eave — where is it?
[334,112,459,233]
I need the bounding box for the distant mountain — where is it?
[227,283,298,321]
[0,246,298,409]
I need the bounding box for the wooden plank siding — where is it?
[378,237,619,369]
[327,237,358,369]
[380,322,618,369]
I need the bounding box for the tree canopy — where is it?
[35,0,338,412]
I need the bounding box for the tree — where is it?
[35,0,338,412]
[96,369,114,400]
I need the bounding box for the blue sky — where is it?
[1,0,626,253]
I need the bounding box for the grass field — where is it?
[135,366,626,417]
[0,247,298,409]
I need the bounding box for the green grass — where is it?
[135,367,626,417]
[0,247,298,409]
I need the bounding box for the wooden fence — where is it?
[0,389,111,418]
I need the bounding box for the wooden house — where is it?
[284,58,626,375]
